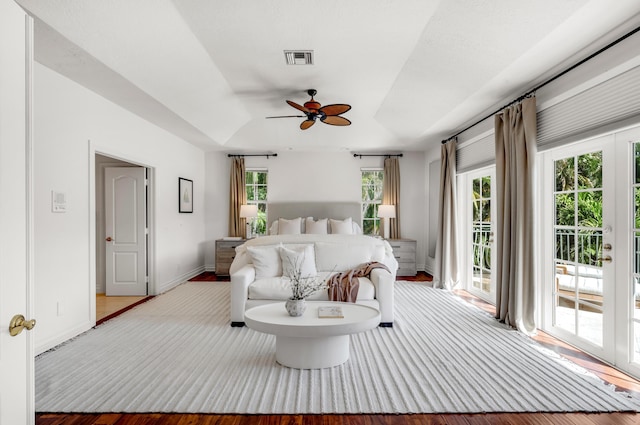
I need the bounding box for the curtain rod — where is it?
[441,24,640,145]
[227,153,278,158]
[353,153,403,159]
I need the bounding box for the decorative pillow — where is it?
[329,217,353,234]
[305,217,328,234]
[279,245,317,278]
[269,220,279,235]
[278,217,301,235]
[247,244,283,278]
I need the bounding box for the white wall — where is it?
[34,63,206,354]
[204,150,428,271]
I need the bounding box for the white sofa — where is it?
[229,234,398,327]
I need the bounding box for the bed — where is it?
[229,201,398,327]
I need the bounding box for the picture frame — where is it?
[179,177,193,213]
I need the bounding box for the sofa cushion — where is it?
[314,241,385,272]
[246,244,282,278]
[279,244,317,278]
[248,276,375,301]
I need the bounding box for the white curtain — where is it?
[435,138,459,290]
[494,96,537,334]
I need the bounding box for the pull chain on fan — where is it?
[266,89,351,130]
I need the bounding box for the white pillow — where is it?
[305,217,328,234]
[247,244,283,278]
[279,245,317,278]
[330,217,353,234]
[269,220,279,235]
[278,217,301,235]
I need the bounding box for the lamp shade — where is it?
[377,204,396,219]
[239,204,258,218]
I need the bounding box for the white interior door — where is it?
[105,167,147,296]
[0,2,33,423]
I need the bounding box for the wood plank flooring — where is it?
[38,272,640,425]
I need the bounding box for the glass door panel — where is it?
[553,151,605,348]
[468,170,495,302]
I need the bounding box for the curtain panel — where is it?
[229,157,246,237]
[435,139,459,290]
[382,157,401,239]
[494,96,537,334]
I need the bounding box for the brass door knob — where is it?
[9,314,36,337]
[106,236,113,242]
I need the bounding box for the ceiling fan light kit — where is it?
[266,89,351,130]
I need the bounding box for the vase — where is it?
[285,299,306,317]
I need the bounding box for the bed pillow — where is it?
[305,217,328,234]
[279,244,317,278]
[247,244,283,278]
[278,217,302,234]
[329,217,353,234]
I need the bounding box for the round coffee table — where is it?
[244,301,380,369]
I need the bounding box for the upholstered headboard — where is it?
[267,202,362,228]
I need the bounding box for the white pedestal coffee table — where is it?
[244,301,380,369]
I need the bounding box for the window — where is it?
[361,169,383,235]
[246,169,268,236]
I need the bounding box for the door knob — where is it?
[9,314,36,337]
[597,255,613,263]
[106,236,113,242]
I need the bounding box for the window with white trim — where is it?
[361,169,383,235]
[246,169,268,236]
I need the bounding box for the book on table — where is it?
[318,306,344,318]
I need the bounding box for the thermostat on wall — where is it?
[52,190,66,213]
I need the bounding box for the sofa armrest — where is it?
[370,267,394,325]
[230,264,256,324]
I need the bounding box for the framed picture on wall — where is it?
[179,177,193,213]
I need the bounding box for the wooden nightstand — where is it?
[387,238,417,276]
[215,239,246,276]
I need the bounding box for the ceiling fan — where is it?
[266,89,351,130]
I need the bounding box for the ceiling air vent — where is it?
[284,50,313,65]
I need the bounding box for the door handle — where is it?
[9,314,36,337]
[597,255,612,263]
[106,236,113,242]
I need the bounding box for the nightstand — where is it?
[215,239,246,276]
[387,238,417,276]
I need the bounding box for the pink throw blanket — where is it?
[327,262,389,303]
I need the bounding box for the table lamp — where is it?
[377,204,396,239]
[240,204,258,238]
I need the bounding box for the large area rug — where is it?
[36,281,640,414]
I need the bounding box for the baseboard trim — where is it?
[156,265,205,294]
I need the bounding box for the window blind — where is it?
[537,64,640,150]
[455,133,495,174]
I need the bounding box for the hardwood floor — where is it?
[96,293,152,324]
[39,272,640,425]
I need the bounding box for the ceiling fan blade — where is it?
[287,100,310,113]
[319,104,351,116]
[300,120,315,130]
[321,116,351,126]
[265,115,306,119]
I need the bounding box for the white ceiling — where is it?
[15,0,640,153]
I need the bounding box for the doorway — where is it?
[95,154,150,320]
[461,167,497,304]
[541,125,640,378]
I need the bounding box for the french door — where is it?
[463,168,496,303]
[543,126,640,377]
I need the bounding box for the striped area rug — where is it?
[35,281,640,413]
